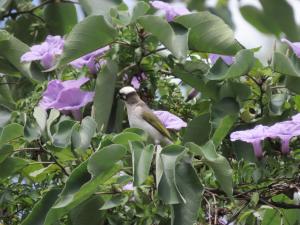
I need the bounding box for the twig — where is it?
[143,47,167,58]
[203,196,212,225]
[0,0,52,21]
[38,141,70,176]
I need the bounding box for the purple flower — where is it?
[230,125,269,158]
[154,111,187,130]
[268,121,300,154]
[292,113,300,122]
[124,72,147,89]
[69,46,109,74]
[209,54,234,66]
[150,1,190,22]
[131,72,147,89]
[281,38,300,58]
[39,77,94,120]
[122,182,134,191]
[21,35,64,69]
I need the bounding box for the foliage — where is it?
[0,0,300,225]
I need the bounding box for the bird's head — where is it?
[119,86,140,104]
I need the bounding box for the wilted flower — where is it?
[150,1,190,22]
[281,38,300,58]
[122,182,134,191]
[154,111,187,130]
[230,125,269,158]
[21,35,64,69]
[209,53,234,65]
[39,77,94,120]
[69,46,109,74]
[268,121,300,154]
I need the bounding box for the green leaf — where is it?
[212,97,240,118]
[262,208,300,225]
[78,0,122,16]
[33,106,47,132]
[158,145,186,204]
[286,76,300,94]
[94,60,118,131]
[0,30,44,81]
[21,188,61,225]
[44,2,77,35]
[0,157,28,180]
[112,132,145,147]
[138,15,188,59]
[130,1,150,23]
[272,52,300,77]
[130,142,154,186]
[47,109,60,141]
[29,164,60,182]
[24,119,41,142]
[72,116,97,151]
[259,0,300,41]
[212,114,237,147]
[0,123,23,147]
[0,0,12,18]
[175,12,243,55]
[44,144,126,224]
[0,104,11,127]
[87,144,126,176]
[183,113,212,146]
[0,78,15,108]
[187,141,233,196]
[52,120,77,148]
[99,194,128,210]
[171,159,203,225]
[69,196,104,225]
[172,61,218,99]
[57,15,117,66]
[206,49,255,80]
[240,5,280,35]
[0,144,13,164]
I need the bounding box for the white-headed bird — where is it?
[119,86,172,145]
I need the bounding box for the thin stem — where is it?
[143,47,167,58]
[38,141,70,176]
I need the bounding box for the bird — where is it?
[119,86,172,145]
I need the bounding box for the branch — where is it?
[38,141,70,176]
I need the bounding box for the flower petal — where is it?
[281,38,300,58]
[154,110,187,130]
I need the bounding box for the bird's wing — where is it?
[141,108,172,140]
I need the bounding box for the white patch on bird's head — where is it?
[119,86,136,95]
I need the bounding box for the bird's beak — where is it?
[118,93,126,100]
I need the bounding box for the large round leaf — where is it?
[57,15,117,67]
[175,12,243,55]
[138,15,188,60]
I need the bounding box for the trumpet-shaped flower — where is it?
[39,77,94,120]
[209,53,234,65]
[69,46,109,74]
[230,125,269,158]
[268,121,300,154]
[150,1,190,22]
[154,110,187,130]
[281,38,300,58]
[21,35,64,69]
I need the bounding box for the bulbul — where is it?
[119,86,172,145]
